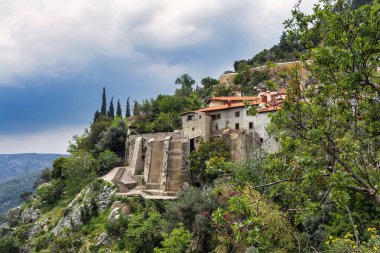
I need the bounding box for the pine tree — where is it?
[125,97,131,117]
[116,99,122,117]
[101,87,107,115]
[93,110,100,123]
[133,100,140,116]
[108,97,115,118]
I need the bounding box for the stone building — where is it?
[181,91,285,161]
[103,91,286,198]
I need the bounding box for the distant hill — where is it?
[0,153,66,213]
[0,153,65,183]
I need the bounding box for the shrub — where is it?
[35,180,65,205]
[96,150,120,176]
[0,237,20,253]
[165,186,218,252]
[186,139,230,186]
[154,224,191,253]
[124,210,164,253]
[105,215,128,237]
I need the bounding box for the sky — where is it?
[0,0,315,154]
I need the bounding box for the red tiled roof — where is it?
[194,102,247,113]
[258,105,282,113]
[210,96,261,102]
[181,95,283,115]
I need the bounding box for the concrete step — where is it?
[143,190,177,197]
[133,175,144,185]
[145,183,160,190]
[114,167,125,181]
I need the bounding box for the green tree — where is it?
[175,74,195,97]
[116,99,122,117]
[187,139,231,186]
[133,100,140,116]
[124,210,164,253]
[108,97,115,118]
[96,150,120,176]
[154,225,191,253]
[95,119,127,157]
[101,87,107,115]
[165,187,218,252]
[93,110,100,123]
[126,97,131,117]
[273,0,380,206]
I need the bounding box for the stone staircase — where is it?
[103,134,189,199]
[166,140,183,192]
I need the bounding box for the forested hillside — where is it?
[0,1,379,252]
[0,154,64,183]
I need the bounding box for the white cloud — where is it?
[0,0,316,86]
[0,125,85,154]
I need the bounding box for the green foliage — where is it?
[175,74,195,97]
[35,233,53,251]
[212,186,297,252]
[125,97,131,117]
[187,139,230,186]
[213,86,234,97]
[96,150,120,176]
[234,63,270,95]
[108,97,115,118]
[101,87,107,115]
[0,237,20,253]
[95,119,127,157]
[52,157,67,180]
[165,186,218,252]
[154,224,191,253]
[35,180,65,205]
[62,152,97,198]
[50,230,83,253]
[116,99,122,117]
[105,215,128,237]
[124,210,164,253]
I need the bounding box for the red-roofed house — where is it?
[181,91,285,159]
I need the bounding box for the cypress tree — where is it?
[133,100,140,116]
[101,87,107,115]
[108,97,115,118]
[116,99,122,117]
[125,97,131,117]
[93,110,100,123]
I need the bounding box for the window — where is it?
[187,115,194,121]
[259,137,263,143]
[215,123,218,130]
[212,114,221,120]
[192,128,195,131]
[235,111,240,117]
[249,122,253,129]
[199,115,202,119]
[235,123,239,130]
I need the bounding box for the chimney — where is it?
[228,100,232,107]
[260,94,267,103]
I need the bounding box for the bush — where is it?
[187,139,230,186]
[0,237,20,253]
[165,186,218,252]
[35,180,65,205]
[105,215,128,237]
[124,210,164,253]
[35,233,52,251]
[96,150,120,176]
[154,224,191,253]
